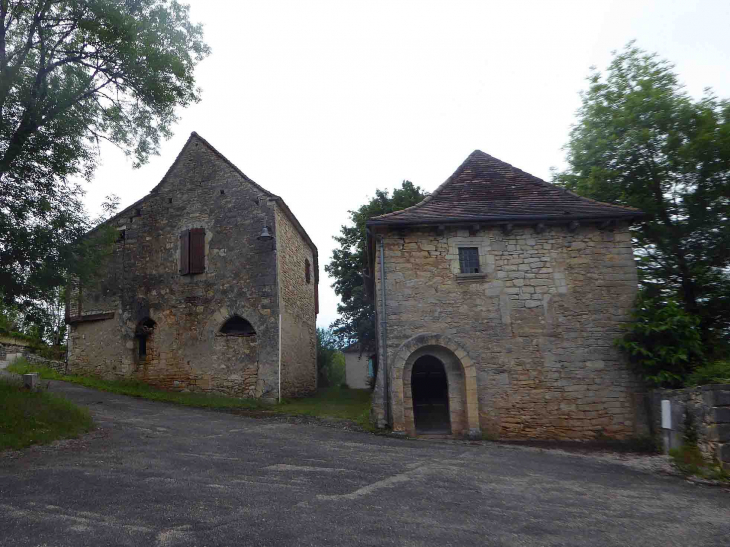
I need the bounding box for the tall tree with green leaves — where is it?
[326,181,427,347]
[555,43,730,354]
[0,0,210,309]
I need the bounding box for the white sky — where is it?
[82,0,730,329]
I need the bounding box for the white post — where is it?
[661,399,672,453]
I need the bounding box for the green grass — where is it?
[278,387,374,430]
[669,444,730,482]
[0,376,94,450]
[7,360,373,429]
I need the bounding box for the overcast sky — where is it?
[83,0,730,328]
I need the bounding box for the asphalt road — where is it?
[1,381,729,547]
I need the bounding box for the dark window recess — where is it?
[305,258,311,284]
[180,228,206,275]
[220,316,256,336]
[116,229,126,242]
[134,208,142,217]
[168,198,173,204]
[135,318,155,359]
[458,247,480,273]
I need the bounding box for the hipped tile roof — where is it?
[368,151,644,225]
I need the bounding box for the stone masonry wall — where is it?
[67,135,283,400]
[650,385,730,469]
[372,222,646,440]
[275,204,317,397]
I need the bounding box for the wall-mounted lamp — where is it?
[257,225,276,251]
[257,226,274,241]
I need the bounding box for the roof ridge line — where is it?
[373,150,482,220]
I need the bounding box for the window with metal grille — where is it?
[180,228,206,275]
[458,247,480,273]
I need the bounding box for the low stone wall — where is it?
[650,385,730,469]
[21,352,66,374]
[0,342,31,360]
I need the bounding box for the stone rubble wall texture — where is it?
[371,223,647,440]
[274,204,317,397]
[22,353,66,374]
[67,136,299,400]
[651,385,730,469]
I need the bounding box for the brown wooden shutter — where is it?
[189,228,206,274]
[180,230,190,275]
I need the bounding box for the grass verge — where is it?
[0,376,94,450]
[7,360,373,430]
[669,444,730,482]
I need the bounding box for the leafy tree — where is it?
[317,327,345,387]
[555,43,730,354]
[616,297,704,388]
[0,0,210,309]
[326,181,427,347]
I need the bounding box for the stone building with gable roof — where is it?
[66,132,318,401]
[366,150,648,439]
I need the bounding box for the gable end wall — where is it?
[67,136,283,400]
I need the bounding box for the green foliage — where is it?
[317,328,346,387]
[0,376,93,450]
[0,1,210,310]
[669,445,730,482]
[326,181,427,346]
[686,360,730,386]
[616,296,704,388]
[555,42,730,354]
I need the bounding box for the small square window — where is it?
[458,247,480,273]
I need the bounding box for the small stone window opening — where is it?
[220,315,256,337]
[458,247,480,274]
[305,258,311,284]
[135,318,156,360]
[116,229,126,242]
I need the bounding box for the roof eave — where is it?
[366,211,647,228]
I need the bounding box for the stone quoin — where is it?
[66,133,318,401]
[366,151,649,439]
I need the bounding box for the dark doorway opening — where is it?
[411,355,451,434]
[135,318,156,362]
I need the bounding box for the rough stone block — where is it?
[710,390,730,407]
[709,424,730,442]
[718,443,730,463]
[713,407,730,423]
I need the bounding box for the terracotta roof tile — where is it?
[368,151,644,225]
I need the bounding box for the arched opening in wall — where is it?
[135,318,156,363]
[411,355,451,434]
[220,315,256,337]
[215,315,259,398]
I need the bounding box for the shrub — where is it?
[616,297,704,388]
[686,360,730,386]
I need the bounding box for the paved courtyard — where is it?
[1,381,729,546]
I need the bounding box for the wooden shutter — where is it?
[189,228,206,274]
[180,230,190,275]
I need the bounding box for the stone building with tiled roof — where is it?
[366,151,648,439]
[66,133,318,401]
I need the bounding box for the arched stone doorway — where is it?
[411,355,451,434]
[391,333,480,438]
